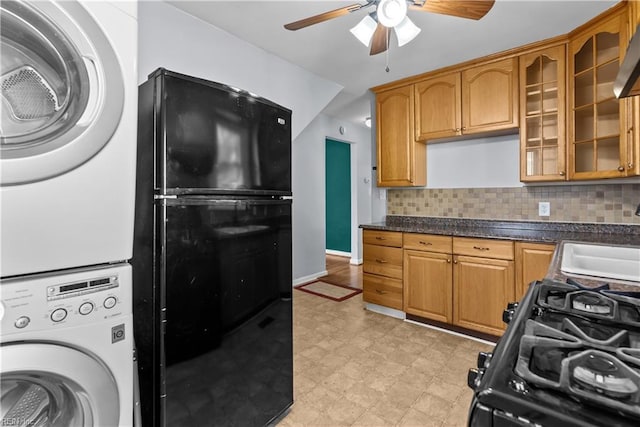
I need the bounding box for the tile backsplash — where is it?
[387,183,640,224]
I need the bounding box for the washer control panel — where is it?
[0,264,132,336]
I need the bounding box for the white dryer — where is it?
[0,1,138,277]
[0,263,134,426]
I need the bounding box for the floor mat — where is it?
[294,280,362,302]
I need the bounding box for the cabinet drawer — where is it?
[363,244,403,279]
[363,230,403,248]
[453,237,514,260]
[363,273,403,310]
[403,233,452,253]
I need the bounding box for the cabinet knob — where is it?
[454,128,460,133]
[559,171,565,176]
[618,165,625,172]
[629,163,634,169]
[447,258,451,263]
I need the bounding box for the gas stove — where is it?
[468,278,640,427]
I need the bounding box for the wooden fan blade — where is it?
[284,4,364,30]
[370,23,390,56]
[411,0,495,20]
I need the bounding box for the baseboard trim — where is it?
[364,303,405,320]
[293,271,328,287]
[325,249,351,257]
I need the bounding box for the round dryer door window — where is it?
[0,342,120,426]
[0,0,124,185]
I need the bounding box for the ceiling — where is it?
[167,0,618,126]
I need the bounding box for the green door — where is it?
[325,138,351,253]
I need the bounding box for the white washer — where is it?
[0,263,133,426]
[0,1,138,277]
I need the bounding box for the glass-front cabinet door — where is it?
[569,10,630,179]
[520,44,566,181]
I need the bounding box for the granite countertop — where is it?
[360,216,640,246]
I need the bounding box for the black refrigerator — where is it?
[132,68,293,427]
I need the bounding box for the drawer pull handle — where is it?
[375,236,386,240]
[419,241,432,246]
[473,246,490,251]
[375,289,387,295]
[375,259,387,264]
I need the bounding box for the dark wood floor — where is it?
[318,254,363,289]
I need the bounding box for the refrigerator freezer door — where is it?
[152,71,291,196]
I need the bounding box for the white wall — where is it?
[138,1,373,285]
[427,134,522,188]
[138,1,342,140]
[292,114,372,284]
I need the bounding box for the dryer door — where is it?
[0,0,124,185]
[0,342,120,426]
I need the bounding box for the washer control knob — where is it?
[15,316,30,329]
[104,297,117,309]
[79,302,94,315]
[51,308,68,322]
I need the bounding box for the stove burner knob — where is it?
[507,302,519,310]
[502,308,516,324]
[477,352,492,368]
[467,368,485,390]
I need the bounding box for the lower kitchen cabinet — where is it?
[404,249,453,323]
[362,273,403,310]
[403,233,453,323]
[453,255,515,336]
[452,237,515,336]
[362,230,404,310]
[515,242,556,301]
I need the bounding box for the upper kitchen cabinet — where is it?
[461,57,520,135]
[519,44,567,182]
[414,73,461,140]
[414,58,519,142]
[568,7,638,179]
[376,85,426,187]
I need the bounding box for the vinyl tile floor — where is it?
[278,277,495,426]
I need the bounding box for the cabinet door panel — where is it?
[520,45,567,182]
[404,250,453,323]
[376,86,426,186]
[515,242,555,301]
[569,11,630,179]
[462,58,519,134]
[415,74,461,141]
[453,255,514,336]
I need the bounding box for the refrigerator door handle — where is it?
[154,195,177,200]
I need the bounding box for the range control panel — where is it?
[0,264,132,336]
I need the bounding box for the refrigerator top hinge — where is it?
[154,195,178,200]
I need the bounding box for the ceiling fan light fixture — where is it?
[394,16,421,47]
[350,14,377,46]
[377,0,407,28]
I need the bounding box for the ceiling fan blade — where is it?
[369,23,390,56]
[284,4,364,30]
[411,0,495,20]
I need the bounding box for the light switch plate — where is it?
[539,202,550,217]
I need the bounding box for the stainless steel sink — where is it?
[561,242,640,282]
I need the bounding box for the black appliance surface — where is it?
[133,68,293,427]
[468,278,640,427]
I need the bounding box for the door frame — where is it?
[324,137,357,263]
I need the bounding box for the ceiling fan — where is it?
[284,0,495,56]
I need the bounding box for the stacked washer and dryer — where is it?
[1,1,138,426]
